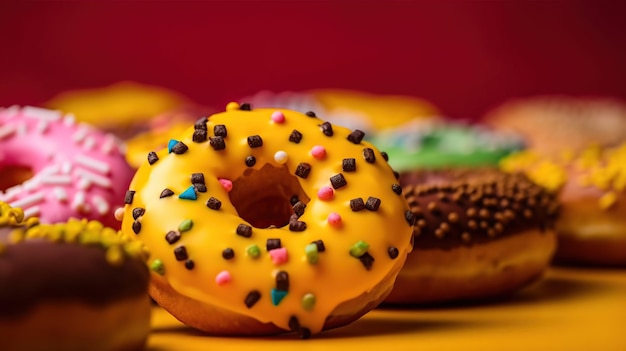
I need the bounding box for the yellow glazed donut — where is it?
[120,102,415,337]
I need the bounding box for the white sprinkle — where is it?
[63,113,76,126]
[274,150,288,164]
[71,191,89,212]
[92,195,110,215]
[41,175,72,185]
[54,187,68,202]
[2,185,23,201]
[83,136,96,150]
[1,105,20,119]
[76,169,112,188]
[101,135,116,154]
[61,162,72,174]
[23,106,62,121]
[10,192,45,209]
[23,206,41,218]
[75,154,111,174]
[39,164,60,177]
[78,177,90,190]
[22,178,41,191]
[73,126,88,143]
[36,120,49,134]
[0,125,16,140]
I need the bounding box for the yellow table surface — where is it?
[148,267,626,351]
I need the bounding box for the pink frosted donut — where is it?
[0,106,133,228]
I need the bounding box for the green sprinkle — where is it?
[246,244,261,258]
[302,293,316,311]
[178,219,193,232]
[349,240,369,258]
[305,243,319,264]
[150,259,165,275]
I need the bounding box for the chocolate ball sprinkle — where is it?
[132,221,141,234]
[184,259,195,270]
[388,246,399,259]
[222,248,235,260]
[245,156,256,167]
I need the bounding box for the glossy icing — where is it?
[121,103,414,334]
[0,106,133,228]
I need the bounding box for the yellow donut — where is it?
[120,102,414,337]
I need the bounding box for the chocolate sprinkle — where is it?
[193,129,207,143]
[276,271,289,291]
[214,124,227,138]
[381,151,389,161]
[191,173,205,185]
[240,103,252,111]
[405,210,416,226]
[245,156,256,167]
[295,163,312,179]
[160,188,174,198]
[247,135,263,148]
[292,201,306,217]
[289,221,307,232]
[365,197,381,211]
[244,290,261,308]
[172,141,188,154]
[124,190,135,204]
[392,184,402,195]
[363,148,376,163]
[298,328,311,340]
[194,117,208,130]
[222,248,235,260]
[209,136,226,151]
[193,183,207,193]
[359,252,375,270]
[350,198,365,211]
[330,173,347,189]
[393,170,400,179]
[305,111,317,118]
[147,152,159,165]
[132,221,141,234]
[165,231,181,244]
[236,224,252,238]
[320,122,334,136]
[266,238,282,251]
[388,247,399,259]
[290,195,300,206]
[289,130,303,144]
[347,129,365,144]
[174,246,188,261]
[312,240,326,252]
[342,158,356,172]
[206,197,222,210]
[184,259,195,270]
[132,207,145,220]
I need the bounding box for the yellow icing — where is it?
[499,143,626,209]
[121,105,414,334]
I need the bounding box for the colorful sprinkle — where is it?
[179,219,193,232]
[246,244,261,258]
[347,129,365,144]
[289,130,303,144]
[327,212,342,227]
[271,111,286,123]
[178,186,197,200]
[302,293,316,311]
[305,243,319,264]
[160,188,174,198]
[330,173,347,189]
[226,102,240,111]
[247,135,263,148]
[165,230,181,244]
[269,247,288,265]
[167,139,178,153]
[150,259,165,275]
[317,186,334,201]
[206,197,222,210]
[271,289,288,306]
[236,223,252,237]
[147,151,159,165]
[244,290,261,308]
[218,178,233,192]
[274,150,288,164]
[350,240,369,257]
[215,270,232,285]
[310,145,327,160]
[295,163,312,179]
[209,136,226,151]
[214,124,227,138]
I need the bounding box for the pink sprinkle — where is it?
[269,248,288,265]
[215,270,232,285]
[271,111,285,123]
[317,186,334,201]
[310,145,326,160]
[218,178,233,192]
[327,212,342,227]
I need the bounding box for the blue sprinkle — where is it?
[168,139,179,153]
[178,186,197,200]
[271,289,288,306]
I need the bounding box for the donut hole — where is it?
[229,163,310,229]
[0,165,34,191]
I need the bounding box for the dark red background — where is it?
[1,1,625,119]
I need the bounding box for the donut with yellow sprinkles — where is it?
[119,102,414,337]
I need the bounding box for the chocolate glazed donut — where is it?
[385,169,560,304]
